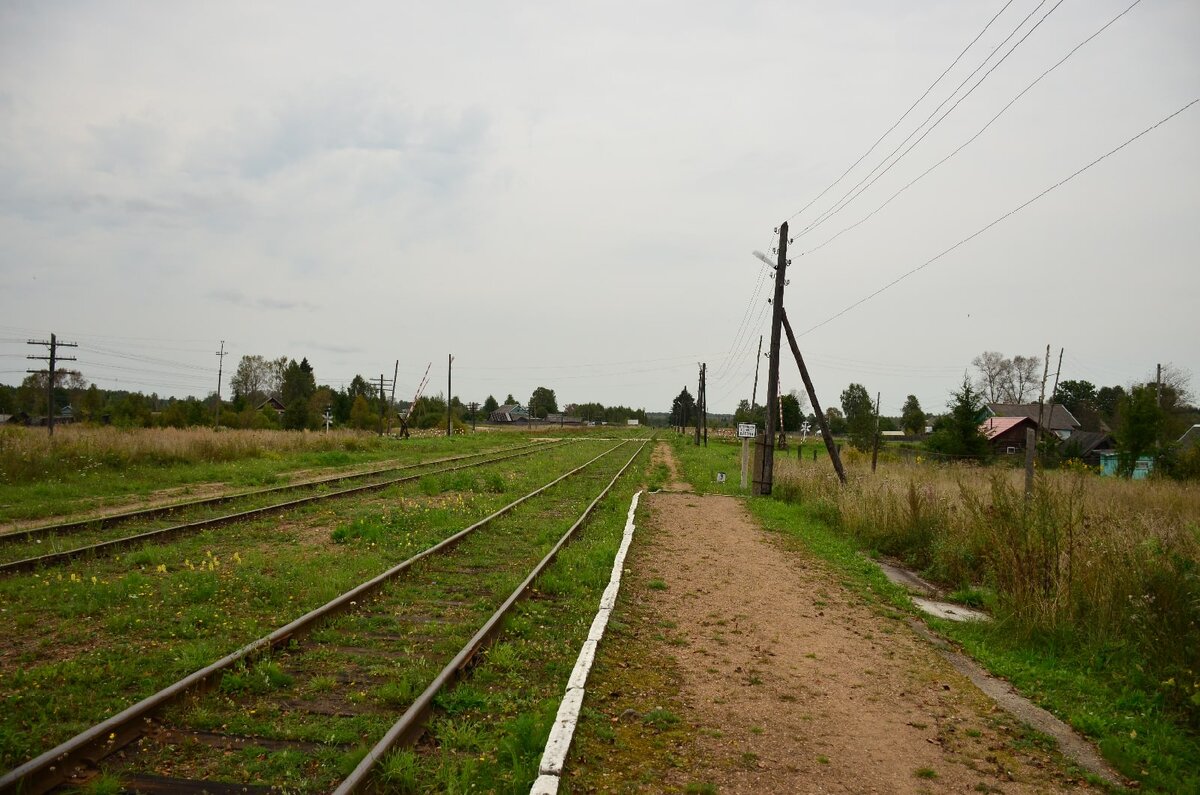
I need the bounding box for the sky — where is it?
[1,0,1197,416]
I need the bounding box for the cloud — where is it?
[291,340,365,355]
[208,288,317,312]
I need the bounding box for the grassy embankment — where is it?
[669,434,1200,794]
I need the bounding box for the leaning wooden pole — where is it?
[781,309,847,485]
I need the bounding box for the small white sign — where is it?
[716,472,727,483]
[737,422,757,439]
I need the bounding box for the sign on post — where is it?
[738,424,756,489]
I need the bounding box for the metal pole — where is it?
[447,354,453,437]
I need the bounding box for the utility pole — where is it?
[1156,363,1162,408]
[695,364,703,445]
[781,310,846,484]
[1048,348,1064,440]
[871,392,881,473]
[681,386,689,435]
[470,402,478,431]
[701,363,708,447]
[447,354,454,437]
[1035,344,1051,449]
[27,333,77,436]
[754,223,787,496]
[750,335,763,410]
[386,360,398,436]
[379,374,387,436]
[213,340,228,430]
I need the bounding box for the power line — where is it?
[712,277,776,386]
[782,0,1017,227]
[79,343,217,373]
[713,259,773,381]
[795,97,1200,339]
[799,0,1145,259]
[793,0,1064,241]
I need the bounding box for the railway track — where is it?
[0,439,565,575]
[0,438,647,794]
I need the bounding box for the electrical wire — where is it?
[793,0,1063,241]
[798,0,1144,259]
[783,0,1018,226]
[794,98,1200,339]
[712,259,773,381]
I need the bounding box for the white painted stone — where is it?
[567,640,598,690]
[529,490,643,794]
[600,581,620,610]
[587,608,611,643]
[912,596,990,622]
[530,774,560,794]
[539,688,586,775]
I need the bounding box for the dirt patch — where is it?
[650,442,691,492]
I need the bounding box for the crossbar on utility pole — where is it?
[781,310,847,485]
[754,223,787,496]
[27,333,78,436]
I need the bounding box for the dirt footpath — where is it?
[569,445,1095,793]
[644,489,1100,793]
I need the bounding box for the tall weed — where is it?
[773,454,1200,725]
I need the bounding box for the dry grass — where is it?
[773,450,1200,718]
[0,425,390,485]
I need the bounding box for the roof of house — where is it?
[979,416,1037,440]
[257,396,286,411]
[986,403,1080,431]
[1179,424,1200,448]
[1061,430,1114,456]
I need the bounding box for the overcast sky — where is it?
[1,1,1196,416]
